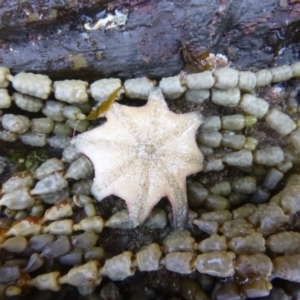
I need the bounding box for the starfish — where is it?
[72,88,203,228]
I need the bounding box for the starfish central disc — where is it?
[137,143,157,160]
[72,87,204,228]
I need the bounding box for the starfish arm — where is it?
[110,88,174,142]
[94,159,167,226]
[162,149,203,177]
[154,111,203,146]
[91,155,137,201]
[74,111,136,148]
[159,164,188,228]
[161,133,203,176]
[122,161,169,226]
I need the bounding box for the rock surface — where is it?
[0,0,300,79]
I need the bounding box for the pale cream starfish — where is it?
[72,88,203,228]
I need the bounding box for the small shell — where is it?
[200,210,232,225]
[211,88,240,107]
[0,188,35,210]
[242,280,272,298]
[144,207,167,229]
[291,61,300,77]
[193,219,219,234]
[232,176,256,194]
[213,67,239,89]
[23,253,45,272]
[30,204,45,218]
[29,233,55,252]
[205,194,230,211]
[62,145,82,163]
[164,252,195,274]
[31,272,61,291]
[238,71,257,91]
[228,232,266,255]
[71,179,93,195]
[186,71,215,89]
[63,106,85,120]
[200,116,221,131]
[47,136,71,149]
[273,254,300,282]
[222,134,246,150]
[262,168,284,191]
[71,231,99,249]
[185,89,210,104]
[240,94,269,118]
[197,234,227,253]
[236,190,257,207]
[42,236,71,259]
[2,114,30,134]
[58,249,83,265]
[163,230,195,253]
[73,216,104,233]
[199,145,214,157]
[104,210,134,229]
[254,146,284,166]
[0,67,11,88]
[84,247,105,261]
[65,156,94,180]
[53,123,73,137]
[255,69,272,87]
[43,219,73,235]
[221,114,244,130]
[13,93,43,112]
[59,261,101,287]
[266,231,300,254]
[31,172,68,195]
[12,72,52,99]
[159,75,186,100]
[2,171,34,193]
[0,130,18,142]
[124,77,155,100]
[31,117,54,134]
[5,217,42,237]
[34,158,65,180]
[270,65,293,82]
[90,78,122,102]
[0,266,21,283]
[195,251,235,277]
[42,100,66,122]
[209,182,231,197]
[232,204,256,219]
[289,128,300,152]
[265,108,296,136]
[39,187,69,205]
[65,119,90,133]
[187,181,208,208]
[197,131,222,148]
[53,80,89,103]
[136,243,162,272]
[248,205,289,236]
[0,89,11,109]
[43,200,73,222]
[0,236,28,253]
[222,219,255,239]
[100,251,135,281]
[223,150,253,167]
[20,132,47,147]
[203,155,224,172]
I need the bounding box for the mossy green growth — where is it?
[7,149,49,173]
